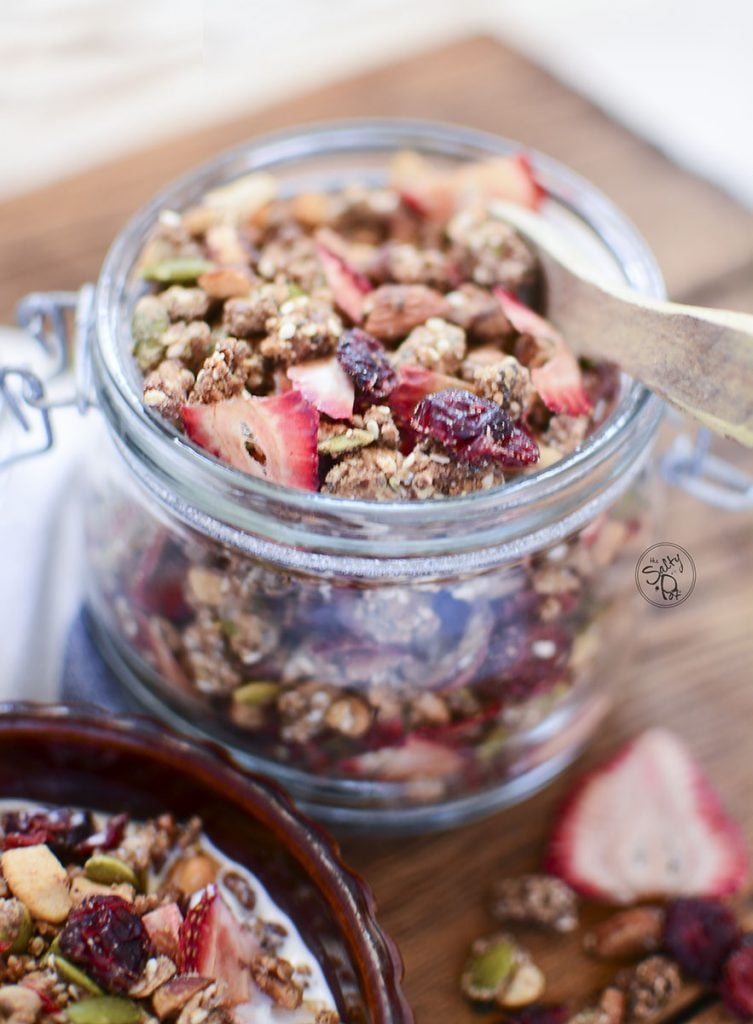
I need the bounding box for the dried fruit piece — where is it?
[663,898,739,983]
[316,239,373,322]
[203,172,277,220]
[336,329,397,404]
[387,364,469,426]
[141,258,216,284]
[546,729,749,903]
[412,389,539,467]
[287,358,355,420]
[59,896,150,995]
[584,906,665,959]
[342,737,464,783]
[492,875,578,933]
[178,885,255,1005]
[1,845,72,923]
[66,996,142,1024]
[182,391,319,490]
[84,856,140,890]
[494,288,591,416]
[1,807,93,858]
[721,945,753,1020]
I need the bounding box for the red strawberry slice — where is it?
[455,153,545,210]
[342,736,464,783]
[388,365,470,425]
[286,357,355,420]
[182,390,319,491]
[316,240,372,323]
[178,886,256,1005]
[546,728,749,904]
[494,288,592,417]
[142,902,183,960]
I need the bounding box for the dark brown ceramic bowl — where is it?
[0,703,412,1024]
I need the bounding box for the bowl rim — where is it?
[0,701,413,1024]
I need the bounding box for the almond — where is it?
[167,852,218,895]
[198,267,254,300]
[584,906,665,959]
[1,845,71,923]
[363,285,450,343]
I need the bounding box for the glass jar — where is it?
[11,121,668,832]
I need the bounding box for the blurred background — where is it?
[2,0,752,207]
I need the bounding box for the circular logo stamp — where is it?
[635,542,696,607]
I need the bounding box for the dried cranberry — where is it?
[503,1004,570,1024]
[1,808,92,858]
[411,389,539,466]
[663,898,740,983]
[721,946,753,1019]
[75,812,128,857]
[336,328,396,404]
[59,896,150,994]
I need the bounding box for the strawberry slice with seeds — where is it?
[341,736,465,783]
[546,728,749,904]
[142,902,183,960]
[182,390,319,490]
[178,886,256,1005]
[287,357,355,420]
[494,288,592,417]
[316,239,373,323]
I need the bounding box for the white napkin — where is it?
[0,326,91,701]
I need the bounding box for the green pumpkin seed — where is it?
[318,429,375,457]
[84,855,139,889]
[0,899,32,954]
[131,296,169,371]
[461,934,518,1002]
[50,951,103,996]
[141,257,215,284]
[233,681,280,707]
[66,996,142,1024]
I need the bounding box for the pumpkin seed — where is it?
[84,855,140,889]
[141,258,215,284]
[318,429,375,457]
[233,682,280,707]
[66,996,142,1024]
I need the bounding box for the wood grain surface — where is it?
[1,35,752,1023]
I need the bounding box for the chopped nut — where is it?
[167,853,218,895]
[491,874,578,933]
[221,871,256,912]
[0,984,42,1023]
[600,985,627,1024]
[143,360,195,423]
[324,696,372,738]
[152,977,212,1022]
[198,267,254,300]
[584,907,665,960]
[362,284,450,343]
[128,956,176,999]
[250,954,302,1010]
[623,956,681,1020]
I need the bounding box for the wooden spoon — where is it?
[490,201,753,447]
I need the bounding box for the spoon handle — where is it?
[491,202,753,446]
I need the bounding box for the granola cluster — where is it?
[130,152,619,500]
[0,805,340,1023]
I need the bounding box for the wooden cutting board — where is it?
[1,35,752,1023]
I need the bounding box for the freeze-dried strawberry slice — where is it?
[182,391,319,490]
[390,151,544,221]
[287,357,355,420]
[494,288,592,417]
[178,886,255,1005]
[388,365,469,425]
[546,729,749,904]
[341,736,464,783]
[142,902,184,960]
[316,239,372,323]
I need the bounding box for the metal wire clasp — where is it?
[0,285,95,469]
[661,429,753,511]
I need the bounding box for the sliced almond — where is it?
[1,845,71,923]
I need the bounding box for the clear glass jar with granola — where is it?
[80,121,664,832]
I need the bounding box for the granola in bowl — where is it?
[0,802,340,1024]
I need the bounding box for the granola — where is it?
[0,802,340,1023]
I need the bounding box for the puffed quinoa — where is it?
[261,296,342,364]
[461,352,534,418]
[448,207,538,290]
[393,317,467,375]
[192,337,264,402]
[491,874,579,932]
[143,360,195,423]
[160,286,211,323]
[222,289,279,338]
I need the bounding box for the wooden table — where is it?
[1,35,752,1022]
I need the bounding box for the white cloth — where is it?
[0,327,91,700]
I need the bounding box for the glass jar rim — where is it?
[93,118,664,570]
